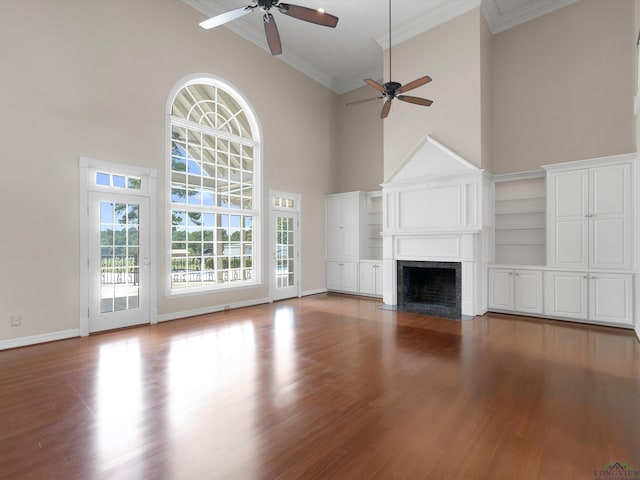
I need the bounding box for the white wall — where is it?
[0,0,337,343]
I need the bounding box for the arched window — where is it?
[168,79,260,291]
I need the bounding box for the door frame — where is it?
[269,190,301,301]
[79,157,157,336]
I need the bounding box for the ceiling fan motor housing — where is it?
[383,81,402,99]
[257,0,276,10]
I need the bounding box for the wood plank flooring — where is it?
[0,293,639,479]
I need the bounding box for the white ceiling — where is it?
[183,0,577,94]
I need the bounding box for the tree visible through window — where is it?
[169,81,258,291]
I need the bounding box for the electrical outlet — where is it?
[10,315,22,327]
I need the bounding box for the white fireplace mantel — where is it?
[382,136,491,317]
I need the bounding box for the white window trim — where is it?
[165,74,263,297]
[79,156,158,336]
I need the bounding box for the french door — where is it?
[88,191,150,333]
[270,208,299,301]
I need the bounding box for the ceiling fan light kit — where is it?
[199,0,338,56]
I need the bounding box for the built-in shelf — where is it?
[494,174,546,266]
[365,192,382,260]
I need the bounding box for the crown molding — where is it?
[336,65,384,95]
[184,0,339,91]
[374,0,481,49]
[481,0,578,34]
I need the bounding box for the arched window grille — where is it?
[169,79,259,291]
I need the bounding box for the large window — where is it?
[169,80,259,291]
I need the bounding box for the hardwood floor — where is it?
[0,293,638,479]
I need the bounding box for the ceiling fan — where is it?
[360,0,433,119]
[199,0,339,56]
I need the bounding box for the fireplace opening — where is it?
[397,261,461,319]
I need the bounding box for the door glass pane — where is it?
[100,201,140,314]
[276,215,295,289]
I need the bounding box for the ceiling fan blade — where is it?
[199,6,253,30]
[278,3,339,27]
[398,75,432,94]
[397,95,433,106]
[381,100,392,119]
[345,96,382,107]
[364,79,385,94]
[263,13,282,55]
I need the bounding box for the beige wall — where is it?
[480,12,493,173]
[0,0,337,342]
[384,9,484,178]
[492,0,635,174]
[335,85,384,193]
[635,0,640,331]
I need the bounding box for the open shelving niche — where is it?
[493,171,546,265]
[365,192,383,260]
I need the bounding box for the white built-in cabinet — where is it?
[544,271,633,326]
[326,191,383,296]
[326,191,366,262]
[545,161,632,270]
[359,261,383,296]
[488,268,543,315]
[326,261,359,293]
[488,154,636,328]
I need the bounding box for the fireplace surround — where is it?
[380,136,490,318]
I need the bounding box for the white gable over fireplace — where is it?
[382,136,491,316]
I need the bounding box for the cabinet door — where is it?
[488,269,514,310]
[544,271,588,320]
[359,262,376,295]
[341,262,359,293]
[514,270,543,314]
[326,194,359,260]
[327,195,357,229]
[327,226,357,260]
[547,170,589,268]
[589,273,633,325]
[374,264,383,296]
[326,261,342,290]
[589,164,631,270]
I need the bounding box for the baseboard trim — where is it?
[157,297,271,323]
[0,329,80,351]
[300,288,328,297]
[635,324,640,342]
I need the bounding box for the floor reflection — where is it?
[166,321,258,478]
[95,338,144,476]
[273,306,298,406]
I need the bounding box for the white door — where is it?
[589,164,631,270]
[488,268,514,310]
[359,262,377,295]
[513,270,543,314]
[547,169,589,268]
[543,271,588,320]
[271,210,299,301]
[89,192,150,332]
[589,273,633,325]
[340,262,359,293]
